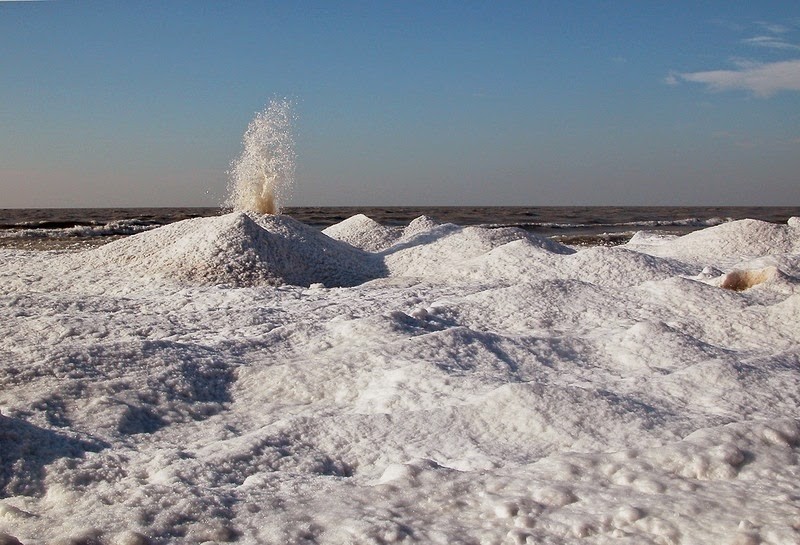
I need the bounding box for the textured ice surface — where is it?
[0,214,799,544]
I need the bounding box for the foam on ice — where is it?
[0,215,799,544]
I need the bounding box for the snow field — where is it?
[0,214,798,544]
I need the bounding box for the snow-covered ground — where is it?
[1,213,799,545]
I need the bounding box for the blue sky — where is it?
[1,1,799,207]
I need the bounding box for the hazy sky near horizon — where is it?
[2,1,799,208]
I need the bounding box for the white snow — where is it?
[626,218,800,269]
[321,213,401,252]
[1,214,799,545]
[76,212,384,288]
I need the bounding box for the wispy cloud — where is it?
[754,21,790,34]
[669,19,800,97]
[663,71,680,86]
[711,19,745,32]
[743,35,800,50]
[675,59,800,97]
[740,20,800,50]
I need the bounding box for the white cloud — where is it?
[711,19,745,32]
[743,36,800,50]
[675,59,800,97]
[663,71,680,86]
[755,21,791,34]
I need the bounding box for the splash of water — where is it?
[225,99,296,215]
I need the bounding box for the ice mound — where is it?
[564,246,693,284]
[383,219,573,277]
[322,213,401,252]
[628,218,800,267]
[396,214,448,241]
[452,278,651,336]
[80,212,385,287]
[430,239,691,287]
[626,230,680,247]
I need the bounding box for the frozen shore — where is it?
[1,213,799,545]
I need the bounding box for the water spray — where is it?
[225,99,296,215]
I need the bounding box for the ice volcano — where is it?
[85,99,367,288]
[83,212,385,288]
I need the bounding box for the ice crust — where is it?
[1,215,799,544]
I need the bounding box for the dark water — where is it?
[1,206,798,250]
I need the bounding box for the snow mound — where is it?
[561,246,696,287]
[322,214,401,252]
[384,219,573,277]
[399,215,444,241]
[628,219,800,267]
[626,230,679,248]
[447,242,691,287]
[80,212,385,287]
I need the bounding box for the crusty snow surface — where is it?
[1,212,800,545]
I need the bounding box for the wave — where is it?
[0,215,736,248]
[0,219,160,240]
[483,216,733,231]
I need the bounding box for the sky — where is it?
[1,1,799,208]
